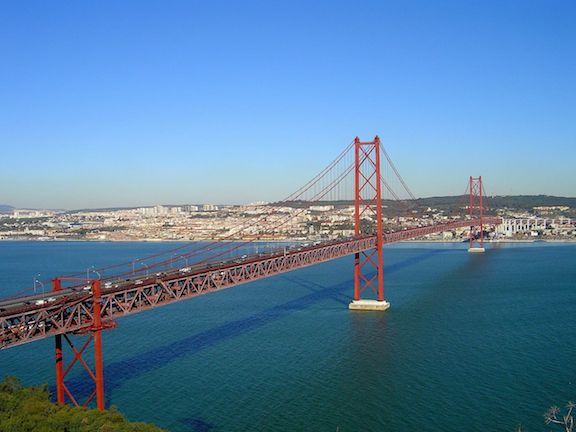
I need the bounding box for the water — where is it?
[1,241,576,431]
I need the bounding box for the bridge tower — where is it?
[468,176,485,253]
[53,278,107,411]
[349,136,390,311]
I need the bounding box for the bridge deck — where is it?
[0,217,500,349]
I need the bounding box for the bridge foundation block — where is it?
[468,247,486,253]
[348,299,390,311]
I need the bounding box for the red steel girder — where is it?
[353,136,385,301]
[0,218,501,351]
[53,278,106,411]
[469,176,485,249]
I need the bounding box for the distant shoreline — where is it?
[1,238,575,244]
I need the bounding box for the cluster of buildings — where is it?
[0,202,574,242]
[493,205,575,239]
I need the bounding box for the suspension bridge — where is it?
[0,136,501,410]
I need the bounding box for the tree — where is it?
[544,402,576,432]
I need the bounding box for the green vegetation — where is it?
[71,226,127,235]
[0,376,164,432]
[418,194,576,211]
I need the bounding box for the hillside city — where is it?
[1,199,575,242]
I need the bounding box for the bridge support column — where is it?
[468,176,485,253]
[349,136,390,311]
[52,278,65,405]
[92,279,105,411]
[51,278,106,411]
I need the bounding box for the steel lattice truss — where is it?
[0,217,500,350]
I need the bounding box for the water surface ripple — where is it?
[1,241,575,431]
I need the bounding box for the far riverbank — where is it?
[2,238,576,243]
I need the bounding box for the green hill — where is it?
[416,195,576,210]
[0,376,164,432]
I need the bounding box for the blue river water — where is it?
[1,240,576,431]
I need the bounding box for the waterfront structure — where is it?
[0,136,500,411]
[498,218,575,236]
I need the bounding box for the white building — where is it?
[309,205,334,212]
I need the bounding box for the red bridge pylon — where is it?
[53,278,110,411]
[349,136,390,311]
[468,176,486,253]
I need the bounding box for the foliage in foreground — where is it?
[0,376,165,432]
[517,401,576,432]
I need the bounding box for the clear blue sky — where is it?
[1,1,575,209]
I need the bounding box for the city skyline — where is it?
[1,1,575,209]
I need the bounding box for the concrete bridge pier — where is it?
[349,299,390,311]
[468,247,486,253]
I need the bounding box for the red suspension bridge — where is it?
[0,136,501,410]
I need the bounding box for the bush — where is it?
[0,376,165,432]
